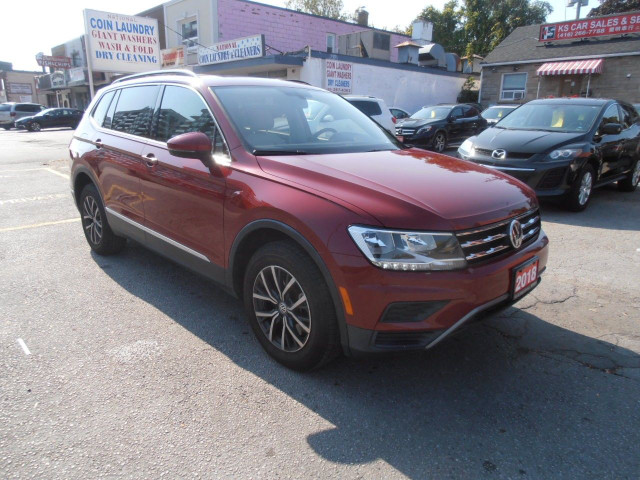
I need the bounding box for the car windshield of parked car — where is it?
[410,106,451,121]
[211,86,399,154]
[495,103,600,133]
[482,106,515,120]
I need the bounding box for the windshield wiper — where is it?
[252,149,309,156]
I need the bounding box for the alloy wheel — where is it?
[31,122,41,132]
[252,265,311,353]
[82,195,103,245]
[578,171,593,205]
[434,133,445,152]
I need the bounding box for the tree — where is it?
[285,0,348,20]
[588,0,640,16]
[416,0,552,58]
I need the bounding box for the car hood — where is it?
[255,149,536,231]
[473,127,588,153]
[15,116,35,123]
[397,118,443,128]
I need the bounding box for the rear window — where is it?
[111,86,160,138]
[0,104,10,112]
[349,100,382,117]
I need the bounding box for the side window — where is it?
[91,90,115,127]
[350,100,382,117]
[450,107,463,119]
[112,86,160,138]
[104,90,120,129]
[15,105,30,112]
[156,86,226,154]
[601,104,621,126]
[619,104,635,129]
[464,106,479,118]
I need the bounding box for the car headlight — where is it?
[348,226,467,271]
[459,138,474,156]
[548,148,582,160]
[417,125,433,135]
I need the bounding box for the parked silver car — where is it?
[0,103,46,130]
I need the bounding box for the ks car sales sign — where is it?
[539,12,640,42]
[84,9,160,73]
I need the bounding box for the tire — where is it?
[618,159,639,192]
[29,122,41,132]
[565,164,595,211]
[79,184,126,255]
[432,131,447,153]
[243,240,340,371]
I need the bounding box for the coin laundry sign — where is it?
[83,9,160,73]
[326,60,352,94]
[198,35,265,66]
[539,13,640,41]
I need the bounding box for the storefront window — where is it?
[501,73,527,101]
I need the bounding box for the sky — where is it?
[0,0,595,71]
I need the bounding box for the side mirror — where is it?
[601,123,622,135]
[167,132,214,168]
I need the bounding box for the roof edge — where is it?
[481,50,640,67]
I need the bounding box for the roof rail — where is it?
[112,69,198,84]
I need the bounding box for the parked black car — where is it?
[15,108,83,132]
[395,104,487,152]
[458,98,640,211]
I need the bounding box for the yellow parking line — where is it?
[0,218,80,233]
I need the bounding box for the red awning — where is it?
[537,59,603,76]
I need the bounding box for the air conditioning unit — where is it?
[337,30,391,61]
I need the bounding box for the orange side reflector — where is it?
[339,287,354,316]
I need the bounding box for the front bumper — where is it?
[336,231,549,354]
[459,153,575,197]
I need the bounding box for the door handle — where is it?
[145,153,158,167]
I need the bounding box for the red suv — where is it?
[69,70,549,370]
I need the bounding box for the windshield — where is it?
[36,108,56,117]
[496,103,600,133]
[411,106,452,121]
[211,86,399,155]
[482,106,515,120]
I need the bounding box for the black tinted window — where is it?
[601,104,620,126]
[112,86,159,138]
[104,90,120,129]
[373,33,390,50]
[349,100,382,116]
[464,106,479,118]
[156,86,223,153]
[620,104,636,129]
[16,104,41,112]
[451,107,463,118]
[92,90,115,127]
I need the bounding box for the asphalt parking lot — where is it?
[1,128,639,479]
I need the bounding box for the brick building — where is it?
[479,13,640,106]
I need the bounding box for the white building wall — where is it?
[299,57,466,114]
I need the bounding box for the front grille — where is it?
[456,209,541,264]
[474,148,532,160]
[396,128,416,135]
[537,167,567,189]
[374,331,439,349]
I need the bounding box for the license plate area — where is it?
[512,257,539,299]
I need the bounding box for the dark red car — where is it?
[69,70,549,370]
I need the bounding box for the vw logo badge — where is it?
[509,219,523,249]
[491,149,506,160]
